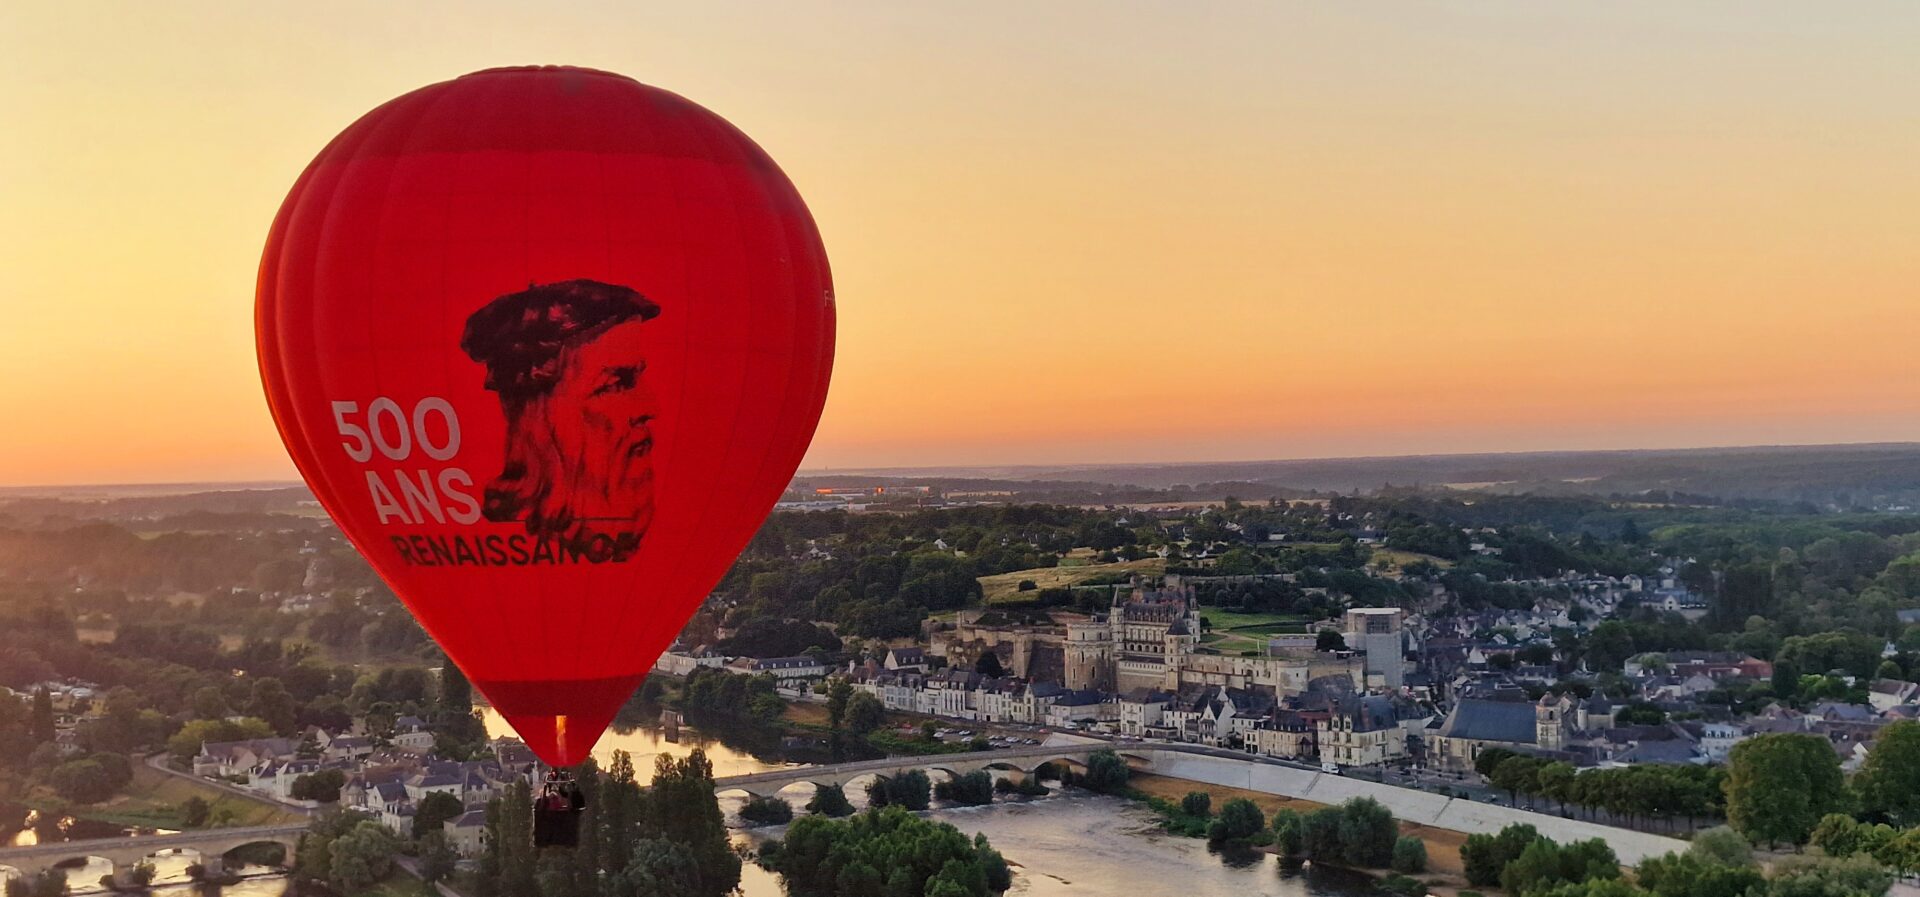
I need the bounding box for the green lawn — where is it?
[64,760,304,830]
[1198,632,1267,655]
[1367,547,1453,572]
[1198,610,1307,631]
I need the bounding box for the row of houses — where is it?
[192,721,541,857]
[847,657,1435,769]
[847,665,1110,729]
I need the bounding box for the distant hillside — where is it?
[9,442,1920,520]
[801,443,1920,509]
[0,484,319,528]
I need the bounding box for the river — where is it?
[1,714,1375,896]
[478,709,1376,897]
[732,793,1377,897]
[2,805,287,895]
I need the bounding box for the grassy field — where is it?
[1196,610,1312,655]
[1198,633,1267,655]
[1198,610,1308,631]
[65,761,304,830]
[1367,548,1452,573]
[978,558,1165,603]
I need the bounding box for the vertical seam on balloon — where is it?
[666,101,755,685]
[579,123,615,690]
[380,83,476,684]
[514,77,555,691]
[285,92,406,605]
[701,124,805,626]
[430,85,465,691]
[594,86,698,682]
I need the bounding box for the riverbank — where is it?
[10,760,299,840]
[1129,773,1472,888]
[734,791,1381,897]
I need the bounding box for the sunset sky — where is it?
[4,3,1920,485]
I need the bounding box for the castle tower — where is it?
[1064,618,1112,691]
[1535,693,1567,750]
[1343,607,1405,689]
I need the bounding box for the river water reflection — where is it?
[477,705,798,779]
[732,793,1376,897]
[475,709,1372,897]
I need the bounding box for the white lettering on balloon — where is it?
[331,398,480,525]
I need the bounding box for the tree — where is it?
[418,831,457,884]
[1336,797,1398,867]
[1317,629,1348,651]
[479,781,536,897]
[181,796,211,828]
[1302,808,1345,860]
[617,837,701,897]
[290,768,346,803]
[1853,719,1920,825]
[167,717,273,764]
[643,749,741,897]
[328,819,400,892]
[1462,823,1539,887]
[247,677,298,734]
[867,771,932,811]
[1635,852,1764,897]
[1271,809,1304,856]
[763,806,1010,897]
[935,770,994,806]
[1082,749,1130,794]
[439,661,473,714]
[48,753,132,804]
[741,795,795,825]
[413,790,465,838]
[28,688,53,745]
[1181,791,1211,818]
[1391,836,1428,874]
[844,692,885,735]
[1686,826,1753,868]
[1537,761,1575,813]
[294,809,371,887]
[1725,733,1848,847]
[1209,798,1263,844]
[1502,837,1620,896]
[825,679,852,732]
[1587,621,1636,671]
[1810,813,1868,858]
[806,782,855,817]
[1763,855,1893,897]
[1474,746,1520,780]
[1491,756,1543,804]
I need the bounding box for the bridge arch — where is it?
[220,839,292,869]
[770,780,822,802]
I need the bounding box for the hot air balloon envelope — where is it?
[256,66,834,765]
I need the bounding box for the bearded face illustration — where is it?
[460,280,661,554]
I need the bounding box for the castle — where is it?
[934,576,1397,697]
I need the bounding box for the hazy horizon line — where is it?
[5,437,1918,492]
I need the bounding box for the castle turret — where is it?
[1535,693,1569,750]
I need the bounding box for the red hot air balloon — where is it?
[255,67,834,765]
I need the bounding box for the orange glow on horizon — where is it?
[4,3,1920,485]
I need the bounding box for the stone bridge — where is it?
[713,742,1162,799]
[0,823,304,886]
[714,741,1690,864]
